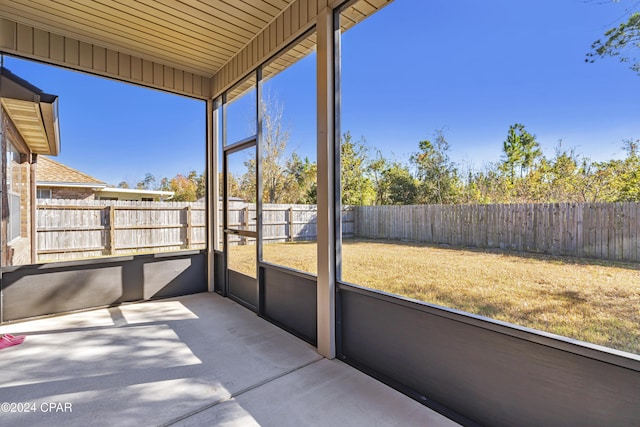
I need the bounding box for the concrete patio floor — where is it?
[0,292,458,426]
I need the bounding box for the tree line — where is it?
[339,126,640,206]
[117,171,206,202]
[121,123,639,205]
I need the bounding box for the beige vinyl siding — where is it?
[0,0,392,99]
[212,0,393,98]
[0,18,210,99]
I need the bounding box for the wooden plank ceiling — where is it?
[0,0,294,78]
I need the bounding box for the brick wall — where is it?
[51,187,96,200]
[3,108,33,266]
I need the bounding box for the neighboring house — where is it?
[1,66,60,267]
[36,156,174,201]
[36,156,106,200]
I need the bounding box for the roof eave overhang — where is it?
[0,67,61,156]
[39,99,61,156]
[99,187,175,197]
[36,181,106,189]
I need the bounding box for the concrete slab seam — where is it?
[159,356,324,427]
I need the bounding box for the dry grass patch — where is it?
[227,239,640,354]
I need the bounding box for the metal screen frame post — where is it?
[206,98,215,292]
[256,67,265,316]
[316,7,337,359]
[332,4,343,359]
[221,93,229,297]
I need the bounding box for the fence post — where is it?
[109,205,116,255]
[243,206,249,245]
[185,206,192,249]
[288,206,294,242]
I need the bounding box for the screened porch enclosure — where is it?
[0,1,639,426]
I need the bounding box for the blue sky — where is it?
[339,0,640,171]
[4,0,640,185]
[3,56,205,186]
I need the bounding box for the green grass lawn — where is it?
[228,238,640,354]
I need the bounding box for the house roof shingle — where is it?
[36,156,105,186]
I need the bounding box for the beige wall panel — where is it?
[119,53,131,78]
[233,57,239,81]
[300,0,308,27]
[308,0,319,19]
[79,42,93,69]
[94,46,107,72]
[250,43,255,73]
[16,23,33,55]
[204,76,210,97]
[163,66,174,89]
[49,33,64,62]
[33,29,49,58]
[261,32,268,61]
[216,68,223,95]
[64,38,79,65]
[246,45,251,73]
[174,69,184,92]
[0,19,17,50]
[276,14,284,46]
[2,18,210,99]
[269,22,277,54]
[142,60,154,85]
[184,72,194,94]
[257,37,263,64]
[131,56,142,81]
[193,74,203,97]
[153,63,164,86]
[240,46,246,75]
[252,38,258,65]
[284,8,292,39]
[106,49,119,74]
[291,2,300,33]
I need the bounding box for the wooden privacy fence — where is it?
[39,200,638,263]
[36,200,355,261]
[37,200,206,262]
[224,202,355,245]
[353,202,640,262]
